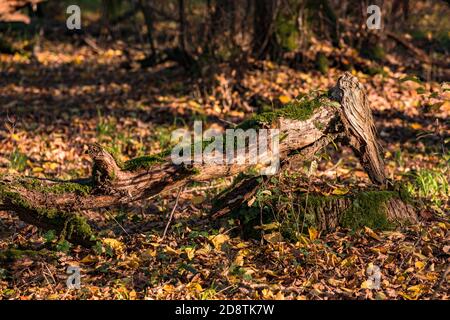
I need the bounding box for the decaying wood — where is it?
[329,73,387,185]
[295,193,417,233]
[0,73,418,246]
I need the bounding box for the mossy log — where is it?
[0,73,418,246]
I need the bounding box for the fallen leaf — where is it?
[208,234,230,250]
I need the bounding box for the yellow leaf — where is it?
[140,249,156,260]
[279,95,291,104]
[360,280,374,289]
[163,284,175,293]
[164,246,180,256]
[196,244,212,255]
[234,254,244,266]
[437,222,447,230]
[208,234,230,250]
[186,282,203,293]
[263,232,283,244]
[440,101,450,112]
[254,222,280,231]
[331,187,349,195]
[11,133,20,141]
[275,291,285,300]
[102,238,125,254]
[266,61,275,70]
[80,255,98,264]
[308,227,318,241]
[32,167,44,173]
[375,292,387,300]
[74,56,84,65]
[118,253,141,269]
[262,288,274,299]
[188,100,201,109]
[327,278,342,286]
[264,269,277,277]
[235,242,248,249]
[44,162,59,171]
[410,123,423,130]
[364,226,381,241]
[415,261,425,270]
[407,285,423,297]
[184,247,195,260]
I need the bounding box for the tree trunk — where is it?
[138,0,156,58]
[178,0,187,51]
[0,73,418,246]
[252,0,280,60]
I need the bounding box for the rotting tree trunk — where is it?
[0,73,418,246]
[292,191,417,233]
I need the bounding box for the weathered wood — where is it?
[0,73,418,246]
[329,74,387,185]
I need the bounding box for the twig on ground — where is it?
[162,187,183,239]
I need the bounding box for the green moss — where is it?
[19,178,93,196]
[0,249,40,260]
[0,248,57,261]
[227,187,408,243]
[239,93,338,129]
[123,151,168,171]
[0,184,94,245]
[301,194,341,228]
[299,191,397,231]
[341,191,395,230]
[60,214,93,241]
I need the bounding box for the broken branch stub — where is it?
[329,73,387,185]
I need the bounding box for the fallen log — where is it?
[0,73,418,246]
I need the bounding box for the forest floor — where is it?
[0,37,448,300]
